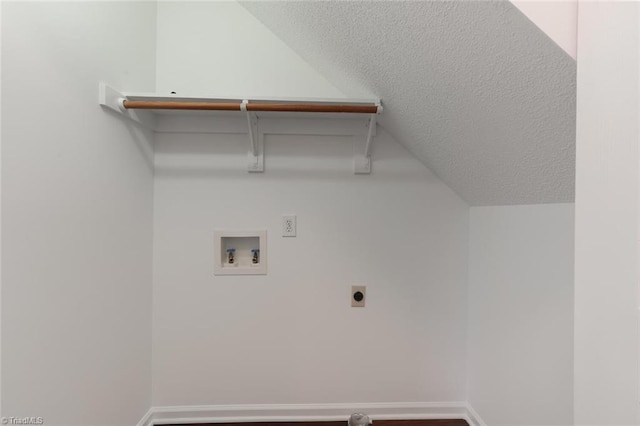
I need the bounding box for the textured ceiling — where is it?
[241,1,576,206]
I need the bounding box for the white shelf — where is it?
[98,82,380,174]
[123,92,381,107]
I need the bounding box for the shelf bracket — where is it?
[354,114,376,174]
[242,100,264,173]
[98,82,156,129]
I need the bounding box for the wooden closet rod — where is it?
[121,100,380,114]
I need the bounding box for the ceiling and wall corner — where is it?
[155,1,346,99]
[511,0,578,60]
[240,1,577,206]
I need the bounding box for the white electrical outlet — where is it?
[282,215,296,237]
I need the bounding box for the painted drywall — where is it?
[467,204,574,426]
[0,1,4,418]
[511,0,577,59]
[1,2,156,425]
[151,124,469,406]
[573,2,639,424]
[240,1,576,206]
[155,1,345,99]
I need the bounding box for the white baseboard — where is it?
[137,402,477,426]
[137,408,154,426]
[464,403,487,426]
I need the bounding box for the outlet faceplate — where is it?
[351,285,366,307]
[282,215,296,237]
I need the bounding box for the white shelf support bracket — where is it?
[354,114,377,174]
[242,100,264,172]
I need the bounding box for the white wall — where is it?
[151,125,469,406]
[156,1,346,99]
[0,2,4,417]
[467,204,574,426]
[152,2,469,406]
[574,2,639,424]
[1,2,156,425]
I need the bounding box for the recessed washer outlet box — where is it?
[214,230,267,275]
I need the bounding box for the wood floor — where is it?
[164,420,469,426]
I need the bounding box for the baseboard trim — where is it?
[138,402,475,426]
[137,408,154,426]
[463,403,487,426]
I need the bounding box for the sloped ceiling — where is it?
[241,1,576,206]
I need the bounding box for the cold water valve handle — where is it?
[226,248,236,264]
